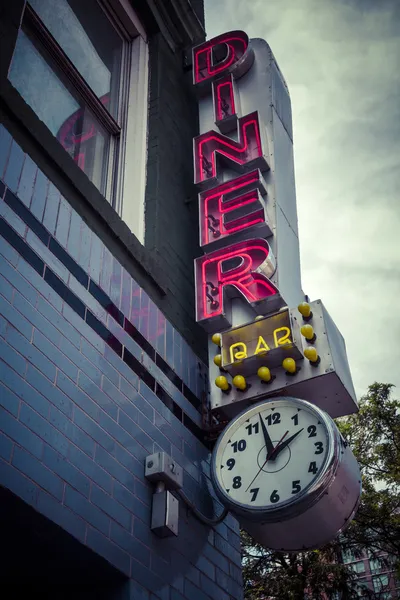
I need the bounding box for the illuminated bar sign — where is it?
[221,310,302,375]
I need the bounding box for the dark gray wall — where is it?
[145,32,207,361]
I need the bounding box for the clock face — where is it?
[213,399,331,511]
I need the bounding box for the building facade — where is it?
[342,549,399,599]
[0,1,244,598]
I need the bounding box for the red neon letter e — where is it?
[199,170,271,249]
[195,239,279,328]
[192,30,253,88]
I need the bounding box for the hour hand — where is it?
[259,413,275,458]
[272,428,304,460]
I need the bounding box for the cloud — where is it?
[205,0,400,398]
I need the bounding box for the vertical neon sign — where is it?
[192,31,280,331]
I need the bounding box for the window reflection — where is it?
[28,0,122,118]
[9,29,109,191]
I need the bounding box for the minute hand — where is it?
[259,413,275,457]
[271,428,304,460]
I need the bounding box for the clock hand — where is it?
[259,413,275,459]
[271,428,304,461]
[245,430,289,492]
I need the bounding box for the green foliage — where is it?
[338,383,400,559]
[241,383,400,599]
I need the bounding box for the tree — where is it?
[241,383,400,599]
[338,383,400,560]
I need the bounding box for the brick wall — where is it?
[0,125,243,600]
[145,32,207,360]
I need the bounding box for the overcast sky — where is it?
[204,0,400,399]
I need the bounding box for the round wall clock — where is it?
[211,396,361,551]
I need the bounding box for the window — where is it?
[369,556,385,574]
[373,574,389,593]
[351,561,366,574]
[8,0,148,241]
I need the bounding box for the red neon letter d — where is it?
[192,30,254,87]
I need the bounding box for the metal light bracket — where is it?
[145,452,183,538]
[145,452,183,490]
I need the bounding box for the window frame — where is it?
[17,0,148,241]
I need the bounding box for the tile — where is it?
[147,300,159,348]
[0,379,20,417]
[0,431,13,461]
[95,445,135,493]
[49,405,95,458]
[4,140,24,192]
[69,276,106,323]
[17,154,37,207]
[64,486,110,535]
[0,292,33,340]
[89,233,103,284]
[85,310,122,357]
[68,443,112,493]
[0,125,12,178]
[0,405,43,458]
[99,245,112,296]
[138,291,149,340]
[42,182,60,234]
[0,217,44,276]
[12,445,63,500]
[78,220,91,273]
[0,254,37,305]
[89,280,123,326]
[67,210,82,262]
[0,235,19,267]
[44,268,85,319]
[0,459,38,508]
[55,196,72,247]
[124,318,155,361]
[77,371,117,420]
[110,256,122,307]
[49,238,88,288]
[33,328,77,382]
[130,279,141,327]
[120,268,132,317]
[80,338,119,387]
[26,230,68,283]
[36,295,81,349]
[91,484,131,530]
[30,168,49,222]
[26,364,72,418]
[19,403,69,457]
[0,197,27,238]
[5,188,50,245]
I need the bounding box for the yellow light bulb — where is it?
[300,324,314,340]
[257,366,272,382]
[213,354,222,367]
[282,357,296,374]
[233,375,247,391]
[215,375,230,391]
[211,333,221,346]
[304,347,319,363]
[298,302,311,318]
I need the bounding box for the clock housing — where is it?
[211,396,361,550]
